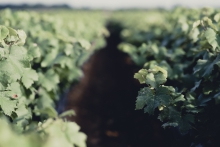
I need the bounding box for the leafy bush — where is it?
[115,7,220,145]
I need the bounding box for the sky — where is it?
[0,0,220,9]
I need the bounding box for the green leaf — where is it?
[173,94,185,102]
[15,105,31,120]
[0,25,9,41]
[136,87,171,115]
[42,119,87,147]
[0,72,11,90]
[0,97,17,116]
[191,80,202,92]
[5,27,19,44]
[184,93,198,113]
[35,107,58,118]
[214,13,220,22]
[54,56,73,69]
[65,122,87,147]
[0,46,30,83]
[27,44,41,61]
[162,122,178,128]
[34,88,57,118]
[135,87,152,110]
[38,70,59,91]
[145,73,157,88]
[153,71,167,87]
[198,94,211,106]
[41,49,58,67]
[64,43,73,56]
[1,89,19,98]
[204,28,219,50]
[7,27,17,37]
[21,69,38,89]
[14,99,32,128]
[134,66,167,88]
[134,69,148,84]
[16,30,27,46]
[161,114,194,134]
[158,106,181,122]
[78,39,91,50]
[194,54,220,77]
[192,20,201,30]
[153,65,168,79]
[146,66,167,88]
[59,110,75,118]
[178,114,194,134]
[10,82,22,94]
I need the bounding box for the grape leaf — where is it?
[134,69,148,84]
[0,25,9,41]
[78,39,91,50]
[38,70,59,91]
[0,72,11,90]
[134,66,167,88]
[191,80,202,92]
[54,56,73,69]
[17,30,27,46]
[15,105,31,120]
[10,82,22,95]
[59,110,75,118]
[42,119,87,147]
[161,114,194,134]
[194,54,220,77]
[35,107,58,118]
[41,49,58,67]
[0,46,31,83]
[0,97,17,116]
[65,122,87,147]
[204,28,219,50]
[34,88,57,117]
[178,114,194,134]
[136,87,171,114]
[5,27,19,44]
[27,44,41,61]
[21,69,38,89]
[14,99,32,128]
[146,70,167,88]
[192,20,201,30]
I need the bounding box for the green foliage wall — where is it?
[0,9,109,146]
[2,7,220,146]
[115,8,220,144]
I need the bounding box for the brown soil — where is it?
[65,24,175,147]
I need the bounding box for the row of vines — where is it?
[115,8,220,146]
[0,9,108,147]
[1,7,220,147]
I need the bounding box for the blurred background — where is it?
[0,0,220,9]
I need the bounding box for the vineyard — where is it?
[0,7,220,147]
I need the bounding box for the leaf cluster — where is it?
[0,9,109,147]
[115,7,220,144]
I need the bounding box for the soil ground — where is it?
[65,23,180,147]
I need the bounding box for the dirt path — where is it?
[65,23,174,147]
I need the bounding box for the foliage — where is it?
[0,24,88,146]
[2,7,220,146]
[0,9,109,146]
[115,7,220,145]
[0,116,87,147]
